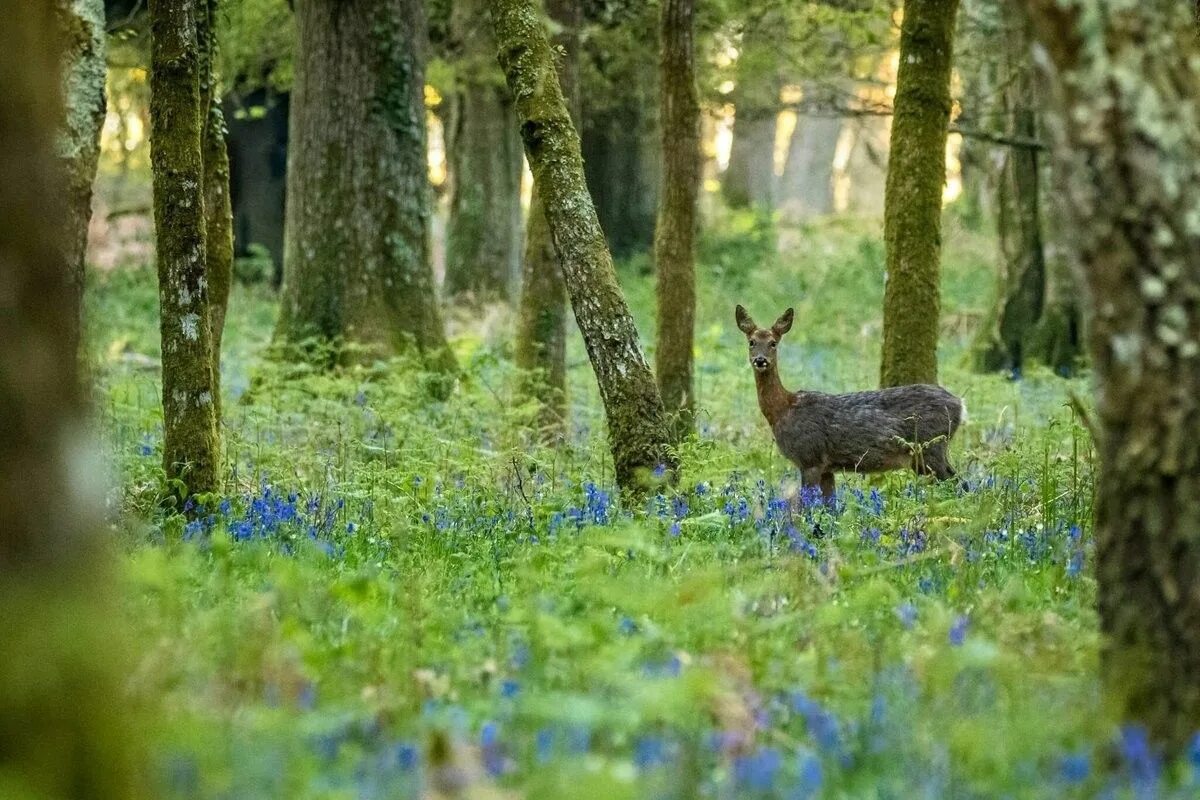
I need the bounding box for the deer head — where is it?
[735,305,794,374]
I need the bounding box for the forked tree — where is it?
[491,0,677,491]
[514,0,581,438]
[879,0,960,387]
[1025,0,1200,754]
[654,0,701,436]
[1,5,141,794]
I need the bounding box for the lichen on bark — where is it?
[54,0,106,360]
[654,0,701,438]
[491,0,676,492]
[275,0,455,380]
[1025,0,1200,755]
[150,0,222,495]
[879,0,960,388]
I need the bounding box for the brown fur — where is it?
[736,305,964,500]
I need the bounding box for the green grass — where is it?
[86,215,1192,798]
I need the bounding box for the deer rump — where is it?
[771,384,963,478]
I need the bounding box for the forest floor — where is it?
[88,213,1193,798]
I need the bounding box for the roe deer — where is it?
[736,305,964,501]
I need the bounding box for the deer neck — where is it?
[754,365,794,427]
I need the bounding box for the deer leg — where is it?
[820,472,837,506]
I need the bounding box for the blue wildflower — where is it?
[535,728,554,763]
[734,746,781,791]
[1118,725,1160,797]
[634,736,668,769]
[500,679,520,699]
[949,615,969,646]
[1059,752,1090,784]
[895,602,917,630]
[793,752,823,798]
[480,722,505,777]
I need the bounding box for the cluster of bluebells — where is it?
[176,484,355,558]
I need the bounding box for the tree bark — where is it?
[778,83,842,220]
[444,0,525,302]
[0,5,141,795]
[514,0,579,439]
[722,26,779,211]
[150,0,222,495]
[654,0,700,437]
[1026,0,1200,754]
[54,0,107,361]
[198,0,232,410]
[276,0,455,376]
[491,0,676,492]
[879,0,959,388]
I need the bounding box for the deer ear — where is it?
[772,308,794,337]
[735,304,757,335]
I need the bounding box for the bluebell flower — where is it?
[669,522,681,537]
[949,615,969,646]
[535,728,554,763]
[618,616,637,635]
[1118,725,1160,796]
[1067,550,1084,577]
[895,602,917,630]
[392,742,418,771]
[734,746,781,791]
[500,679,520,699]
[634,736,668,769]
[480,722,505,776]
[1058,752,1090,784]
[793,752,823,798]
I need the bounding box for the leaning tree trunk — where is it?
[879,0,959,388]
[654,0,700,437]
[491,0,676,492]
[1,5,141,795]
[197,0,232,411]
[1026,0,1200,755]
[514,0,580,439]
[778,83,843,220]
[444,0,524,302]
[722,26,779,211]
[277,0,455,375]
[54,0,106,361]
[150,0,222,496]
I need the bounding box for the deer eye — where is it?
[769,341,776,348]
[747,339,753,346]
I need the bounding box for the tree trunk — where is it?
[778,83,842,220]
[722,27,779,211]
[276,0,455,375]
[879,0,959,388]
[514,0,579,439]
[198,0,232,410]
[580,53,658,258]
[1,5,141,795]
[1026,0,1200,754]
[150,0,221,495]
[54,0,107,360]
[444,0,524,302]
[491,0,676,493]
[654,0,700,437]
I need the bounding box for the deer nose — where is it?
[752,356,769,369]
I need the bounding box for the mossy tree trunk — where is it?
[491,0,676,492]
[722,26,779,211]
[1,6,141,794]
[1027,0,1200,755]
[150,0,221,495]
[197,0,233,383]
[654,0,700,437]
[514,0,579,439]
[276,0,455,376]
[879,0,959,388]
[54,0,106,361]
[444,0,524,302]
[778,83,842,220]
